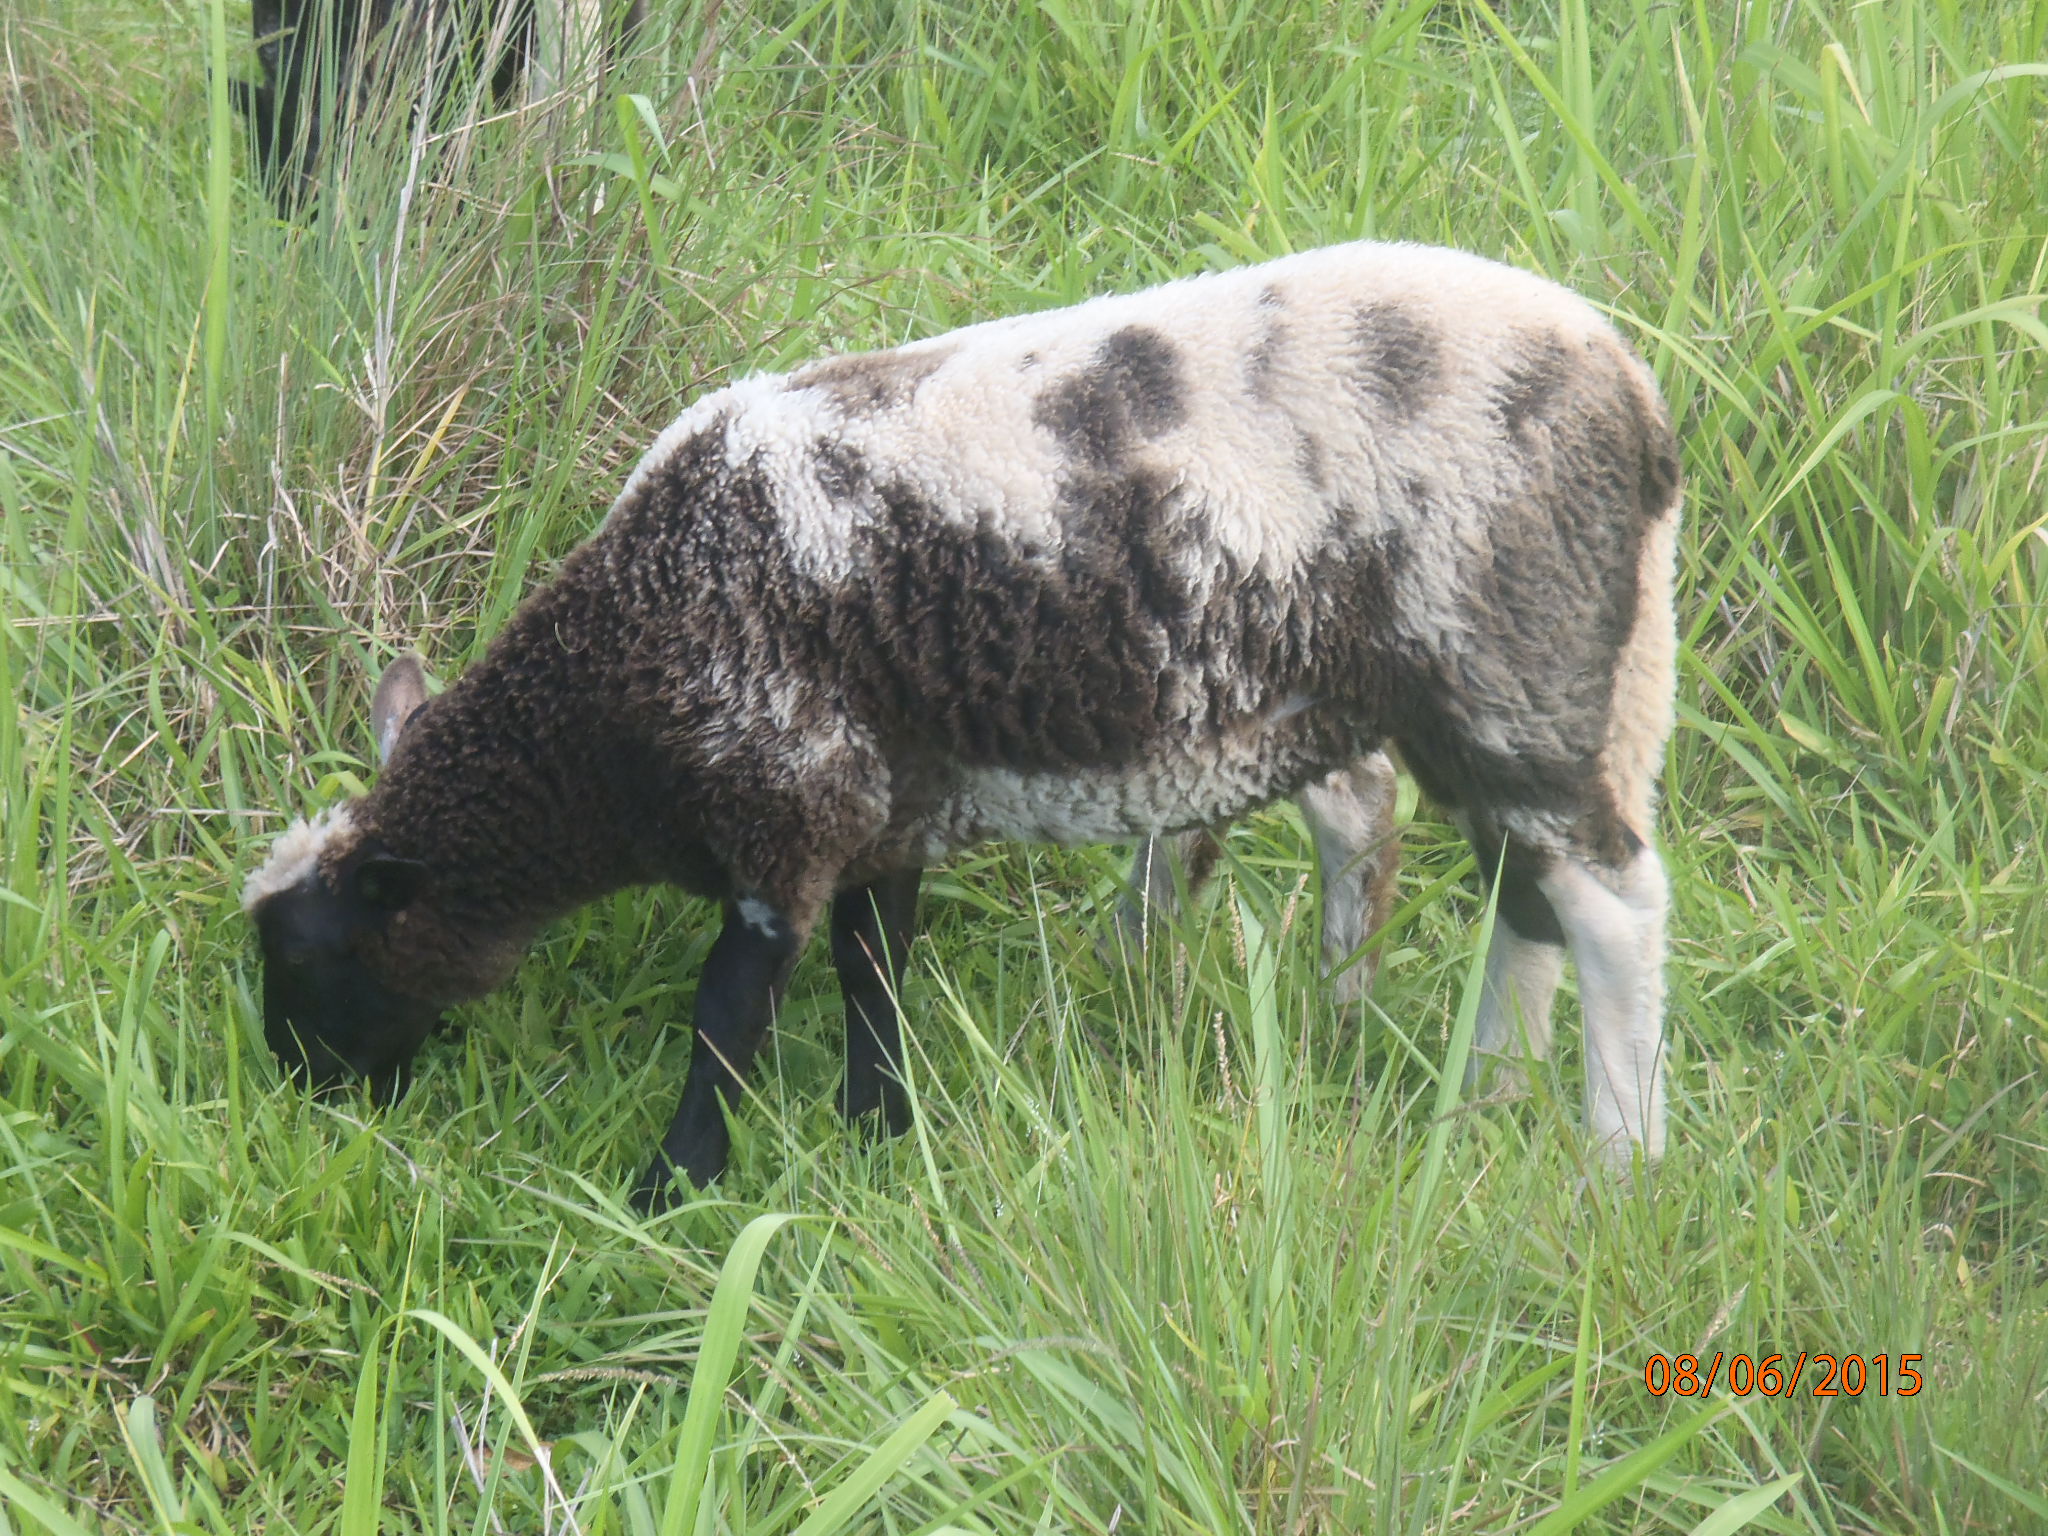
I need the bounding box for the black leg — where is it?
[830,868,921,1135]
[633,901,802,1211]
[1487,832,1568,948]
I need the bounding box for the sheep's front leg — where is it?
[634,899,805,1209]
[831,869,922,1135]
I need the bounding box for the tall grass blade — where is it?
[658,1213,802,1536]
[785,1389,959,1536]
[1526,1402,1730,1535]
[1688,1473,1804,1536]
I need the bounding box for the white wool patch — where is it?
[736,898,784,938]
[1601,505,1681,836]
[923,748,1283,861]
[241,805,355,912]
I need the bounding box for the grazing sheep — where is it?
[234,0,644,214]
[244,240,1683,1209]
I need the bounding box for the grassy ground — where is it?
[2,0,2045,1530]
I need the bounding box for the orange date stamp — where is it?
[1642,1352,1923,1398]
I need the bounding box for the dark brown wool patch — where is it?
[1247,287,1290,401]
[1347,302,1441,418]
[1391,683,1608,865]
[1247,321,1284,402]
[1033,326,1188,469]
[355,531,715,957]
[1391,353,1666,870]
[1631,383,1683,515]
[812,439,866,501]
[1294,430,1326,490]
[595,428,911,899]
[786,447,1412,785]
[836,468,1185,769]
[1495,332,1573,442]
[790,347,953,414]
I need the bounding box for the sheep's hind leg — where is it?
[1113,751,1401,1006]
[1298,752,1401,1006]
[1402,749,1666,1165]
[1467,838,1567,1092]
[832,868,923,1136]
[634,898,806,1209]
[1113,828,1223,961]
[1539,844,1670,1167]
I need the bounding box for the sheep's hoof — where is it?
[840,1081,912,1140]
[628,1165,680,1215]
[631,1146,721,1214]
[1463,1049,1536,1098]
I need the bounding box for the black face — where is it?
[254,855,441,1103]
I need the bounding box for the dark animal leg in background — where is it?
[634,902,802,1209]
[831,868,922,1134]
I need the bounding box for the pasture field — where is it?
[1,0,2045,1530]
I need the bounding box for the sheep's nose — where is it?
[268,1023,350,1093]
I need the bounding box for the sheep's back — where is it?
[600,241,1678,840]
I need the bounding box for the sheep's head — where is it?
[244,658,453,1102]
[246,812,442,1100]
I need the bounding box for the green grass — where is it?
[2,0,2045,1530]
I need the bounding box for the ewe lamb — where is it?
[244,241,1683,1209]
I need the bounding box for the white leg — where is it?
[1298,753,1400,1006]
[1539,848,1670,1166]
[1468,926,1565,1088]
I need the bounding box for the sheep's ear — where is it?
[370,656,430,765]
[355,855,429,913]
